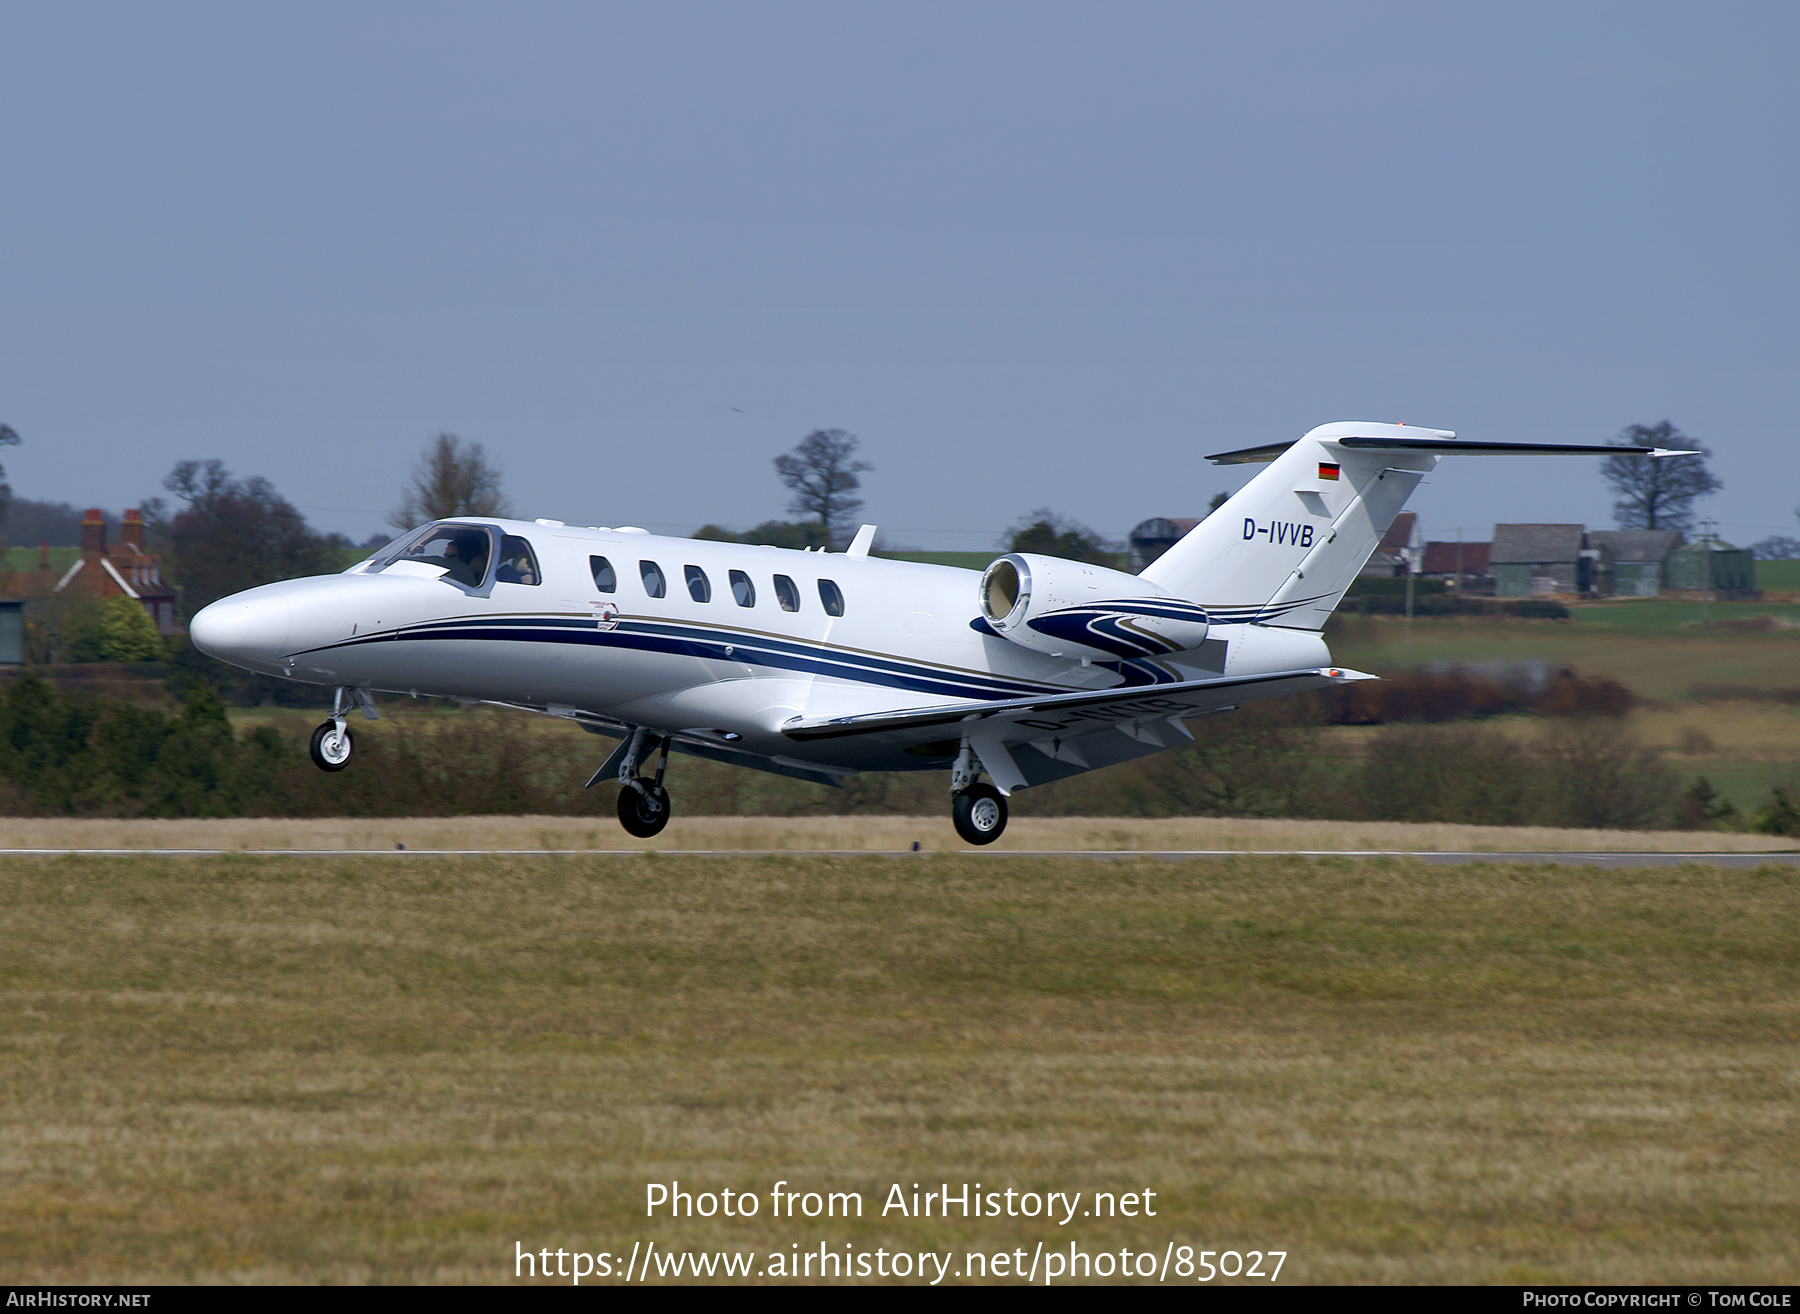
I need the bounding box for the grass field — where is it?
[1328,612,1800,703]
[2,852,1796,1285]
[0,813,1794,854]
[1756,559,1800,593]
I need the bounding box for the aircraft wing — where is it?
[782,666,1373,792]
[785,666,1371,744]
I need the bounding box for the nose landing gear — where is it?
[308,687,379,772]
[309,720,353,771]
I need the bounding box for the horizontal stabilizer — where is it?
[1206,436,1693,465]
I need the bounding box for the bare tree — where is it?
[393,434,511,529]
[773,429,870,548]
[0,423,20,533]
[161,459,337,614]
[1600,421,1721,534]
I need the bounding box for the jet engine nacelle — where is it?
[977,553,1210,661]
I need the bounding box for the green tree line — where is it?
[3,672,1794,833]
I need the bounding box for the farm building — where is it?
[1585,529,1683,597]
[1490,524,1607,597]
[1128,517,1202,571]
[1419,540,1492,592]
[1664,536,1756,597]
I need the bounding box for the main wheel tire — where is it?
[952,783,1008,845]
[617,783,672,838]
[309,721,353,771]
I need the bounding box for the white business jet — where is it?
[189,422,1686,844]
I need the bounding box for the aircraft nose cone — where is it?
[190,593,292,668]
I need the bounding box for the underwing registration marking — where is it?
[1015,696,1195,733]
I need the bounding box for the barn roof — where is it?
[1490,524,1585,564]
[1585,529,1683,563]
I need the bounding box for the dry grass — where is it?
[1,852,1798,1284]
[0,813,1793,853]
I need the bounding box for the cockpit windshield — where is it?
[366,523,496,588]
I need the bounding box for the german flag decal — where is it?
[1318,462,1341,481]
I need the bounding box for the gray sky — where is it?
[3,2,1796,551]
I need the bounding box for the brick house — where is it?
[0,508,180,634]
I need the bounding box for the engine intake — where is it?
[977,553,1209,661]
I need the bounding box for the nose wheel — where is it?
[952,782,1008,845]
[309,720,354,771]
[309,688,375,773]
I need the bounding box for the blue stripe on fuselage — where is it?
[299,613,1105,703]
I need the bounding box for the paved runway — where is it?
[3,848,1796,867]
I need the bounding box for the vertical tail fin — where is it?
[1139,421,1441,631]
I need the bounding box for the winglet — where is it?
[846,524,876,557]
[1648,448,1702,459]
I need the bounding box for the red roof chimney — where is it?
[121,507,144,552]
[82,509,106,557]
[39,541,50,572]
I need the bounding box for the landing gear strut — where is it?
[309,687,377,772]
[949,741,1009,845]
[613,728,674,839]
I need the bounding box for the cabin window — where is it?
[729,569,755,607]
[773,574,800,612]
[818,579,845,617]
[640,560,666,599]
[590,556,616,593]
[495,536,541,585]
[372,523,494,587]
[685,565,711,603]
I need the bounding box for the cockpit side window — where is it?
[372,523,495,588]
[729,569,755,607]
[773,574,800,612]
[590,556,616,593]
[495,536,541,586]
[685,565,711,603]
[818,579,845,617]
[640,560,667,599]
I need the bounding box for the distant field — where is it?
[0,545,79,574]
[1328,612,1800,703]
[1568,598,1800,631]
[2,852,1795,1284]
[1757,558,1800,592]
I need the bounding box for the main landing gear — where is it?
[309,687,379,772]
[949,742,1009,845]
[603,727,675,839]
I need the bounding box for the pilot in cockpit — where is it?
[437,532,489,588]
